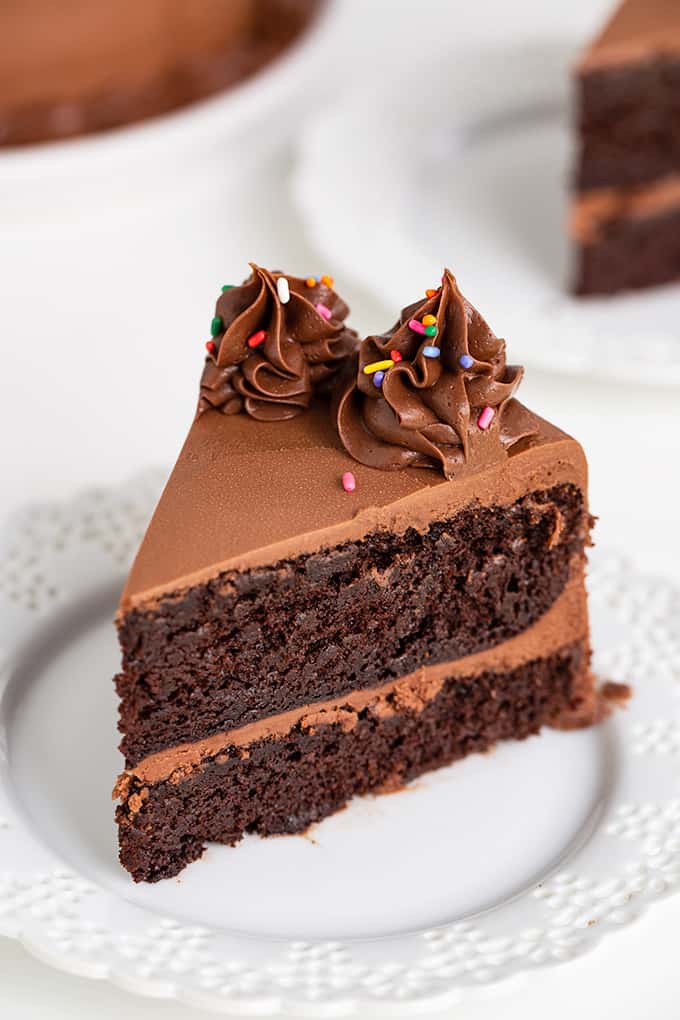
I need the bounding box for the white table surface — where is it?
[2,1,679,1016]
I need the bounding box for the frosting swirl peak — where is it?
[336,269,537,478]
[198,264,357,421]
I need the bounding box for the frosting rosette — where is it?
[198,264,357,421]
[336,269,537,478]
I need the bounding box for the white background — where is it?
[2,0,679,1016]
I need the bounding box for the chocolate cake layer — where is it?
[117,481,588,765]
[115,639,594,882]
[575,0,680,188]
[574,201,680,294]
[576,59,680,192]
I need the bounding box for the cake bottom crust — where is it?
[116,639,605,883]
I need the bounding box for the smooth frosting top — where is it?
[198,264,357,421]
[336,269,536,479]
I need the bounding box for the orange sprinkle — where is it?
[320,274,334,288]
[422,314,437,326]
[425,288,438,298]
[305,277,317,288]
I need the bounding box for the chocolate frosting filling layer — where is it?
[336,269,537,479]
[115,577,588,791]
[198,264,357,421]
[571,174,680,242]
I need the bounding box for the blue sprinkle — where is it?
[459,354,474,369]
[373,370,385,388]
[423,346,440,359]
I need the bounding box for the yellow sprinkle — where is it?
[363,359,395,375]
[305,277,317,287]
[422,314,437,326]
[320,274,334,288]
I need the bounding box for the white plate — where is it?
[293,40,680,386]
[1,474,680,1016]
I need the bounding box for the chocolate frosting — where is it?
[336,269,537,479]
[198,264,357,421]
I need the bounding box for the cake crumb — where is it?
[128,792,145,814]
[169,765,193,785]
[112,772,131,801]
[601,681,632,705]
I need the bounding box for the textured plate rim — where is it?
[1,472,679,1015]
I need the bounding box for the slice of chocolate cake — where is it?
[572,0,680,294]
[114,266,603,883]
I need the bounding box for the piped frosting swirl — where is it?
[198,264,357,421]
[336,269,537,478]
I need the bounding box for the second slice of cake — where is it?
[114,265,601,882]
[572,0,680,294]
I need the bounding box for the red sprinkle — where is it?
[205,340,216,354]
[247,330,267,348]
[390,349,403,363]
[342,471,356,493]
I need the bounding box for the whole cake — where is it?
[0,0,318,147]
[114,264,606,882]
[572,0,680,294]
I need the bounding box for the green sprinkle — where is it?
[424,325,438,338]
[221,284,234,292]
[211,316,223,336]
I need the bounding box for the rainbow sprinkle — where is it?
[364,359,395,375]
[247,330,267,348]
[210,316,223,337]
[459,354,474,369]
[277,277,290,304]
[342,471,356,493]
[305,277,318,288]
[478,406,495,430]
[390,349,403,363]
[423,346,440,359]
[221,284,234,292]
[373,370,385,388]
[205,340,216,354]
[425,288,438,298]
[316,302,332,320]
[320,274,334,288]
[410,314,437,338]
